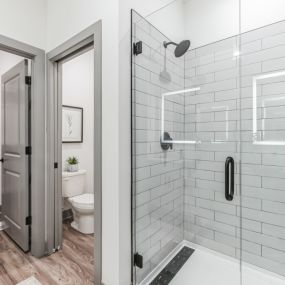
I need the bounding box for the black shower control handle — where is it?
[160,132,173,151]
[225,157,234,201]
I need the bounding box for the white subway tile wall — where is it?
[132,12,185,283]
[183,33,242,269]
[184,20,285,277]
[241,21,285,275]
[132,10,285,282]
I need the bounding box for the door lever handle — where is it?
[225,157,234,201]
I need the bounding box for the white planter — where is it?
[67,164,79,172]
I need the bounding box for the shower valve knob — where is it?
[161,132,173,151]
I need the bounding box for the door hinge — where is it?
[25,216,32,225]
[133,41,143,56]
[25,146,32,155]
[54,162,58,169]
[25,76,31,86]
[134,252,143,268]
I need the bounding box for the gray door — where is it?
[1,59,30,252]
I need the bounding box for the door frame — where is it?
[0,35,45,257]
[46,21,102,285]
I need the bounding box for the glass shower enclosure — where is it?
[131,3,285,285]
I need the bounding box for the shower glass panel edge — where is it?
[131,9,186,284]
[240,17,285,285]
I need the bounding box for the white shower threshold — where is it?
[140,241,285,285]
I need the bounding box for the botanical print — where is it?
[66,113,73,136]
[62,106,83,142]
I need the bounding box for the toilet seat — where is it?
[69,193,94,210]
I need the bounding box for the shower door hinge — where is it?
[133,41,143,56]
[25,216,32,225]
[54,162,58,169]
[25,76,31,86]
[134,252,143,268]
[25,146,32,155]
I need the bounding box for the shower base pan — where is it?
[140,241,285,285]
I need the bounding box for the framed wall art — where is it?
[62,105,83,143]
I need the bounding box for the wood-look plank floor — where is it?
[0,223,94,285]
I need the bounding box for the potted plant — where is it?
[66,156,79,172]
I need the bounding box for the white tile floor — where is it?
[170,244,285,285]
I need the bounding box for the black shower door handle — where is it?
[225,157,234,201]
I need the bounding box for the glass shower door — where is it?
[132,9,243,284]
[240,21,285,285]
[182,36,242,285]
[131,10,185,284]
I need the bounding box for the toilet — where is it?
[62,169,94,234]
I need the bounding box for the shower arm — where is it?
[163,41,178,48]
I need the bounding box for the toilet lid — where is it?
[69,193,94,209]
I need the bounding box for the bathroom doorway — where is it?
[47,22,102,285]
[60,47,95,280]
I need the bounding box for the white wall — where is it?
[0,0,46,49]
[136,0,285,50]
[46,0,97,51]
[241,0,285,32]
[62,49,94,194]
[147,0,186,43]
[183,0,239,48]
[0,51,25,206]
[183,0,285,49]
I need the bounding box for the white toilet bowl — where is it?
[68,193,94,234]
[62,170,94,234]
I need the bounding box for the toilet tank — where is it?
[62,169,87,197]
